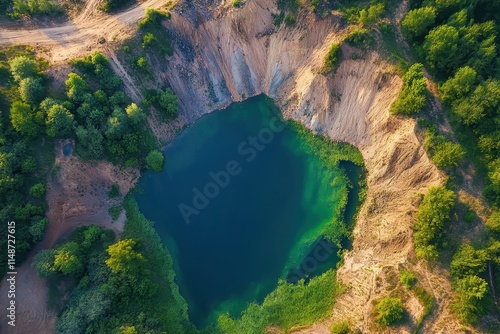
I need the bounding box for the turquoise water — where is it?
[135,95,355,327]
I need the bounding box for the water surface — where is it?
[136,95,354,327]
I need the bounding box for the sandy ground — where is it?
[0,0,475,332]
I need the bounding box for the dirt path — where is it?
[0,0,167,63]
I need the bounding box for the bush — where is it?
[29,217,48,242]
[414,186,456,260]
[138,8,170,29]
[345,28,371,47]
[321,43,341,74]
[402,7,437,40]
[358,3,384,27]
[19,77,44,106]
[390,63,427,115]
[424,129,465,168]
[375,297,404,327]
[8,56,38,82]
[399,269,417,289]
[146,150,164,172]
[108,183,120,198]
[284,13,296,26]
[330,321,350,334]
[29,183,46,198]
[232,0,241,7]
[142,33,156,49]
[486,210,500,232]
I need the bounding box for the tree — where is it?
[105,108,129,141]
[451,275,490,324]
[125,103,146,127]
[157,89,179,118]
[375,297,404,327]
[46,104,75,138]
[10,101,41,138]
[321,43,341,74]
[424,130,465,168]
[75,125,104,159]
[439,66,477,105]
[453,79,500,125]
[399,269,417,289]
[29,182,46,198]
[486,210,500,232]
[146,150,164,172]
[423,25,460,73]
[105,239,145,275]
[8,56,38,82]
[54,242,83,276]
[402,7,437,40]
[450,243,487,280]
[32,249,56,278]
[414,186,456,260]
[66,72,89,103]
[390,63,427,115]
[29,217,48,242]
[359,3,384,27]
[19,77,44,106]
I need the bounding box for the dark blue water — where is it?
[135,96,350,327]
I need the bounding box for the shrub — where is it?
[284,13,296,26]
[232,0,241,7]
[424,129,465,168]
[29,182,46,198]
[402,7,437,40]
[321,43,341,74]
[137,56,147,69]
[390,63,427,115]
[330,321,350,334]
[142,33,156,49]
[8,56,38,82]
[413,186,456,260]
[358,3,384,27]
[138,8,170,29]
[451,275,490,324]
[345,28,371,47]
[108,183,120,198]
[486,210,500,232]
[375,297,404,327]
[19,77,44,106]
[29,217,48,242]
[146,150,164,172]
[399,269,417,289]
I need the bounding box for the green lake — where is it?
[135,95,361,327]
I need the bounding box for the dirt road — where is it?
[0,0,167,63]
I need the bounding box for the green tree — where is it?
[29,217,48,242]
[439,66,477,105]
[32,249,56,278]
[399,269,417,289]
[414,186,456,260]
[66,72,89,103]
[375,297,404,327]
[321,43,341,74]
[451,275,490,324]
[75,125,104,159]
[105,239,145,275]
[125,103,146,127]
[423,25,460,73]
[450,243,487,280]
[157,89,179,118]
[137,57,147,69]
[29,182,46,198]
[46,104,75,138]
[19,77,44,106]
[8,56,38,82]
[424,130,465,168]
[453,79,500,125]
[142,33,156,49]
[359,3,384,27]
[402,7,437,40]
[54,242,83,276]
[146,150,164,172]
[10,101,41,138]
[390,63,427,115]
[486,210,500,232]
